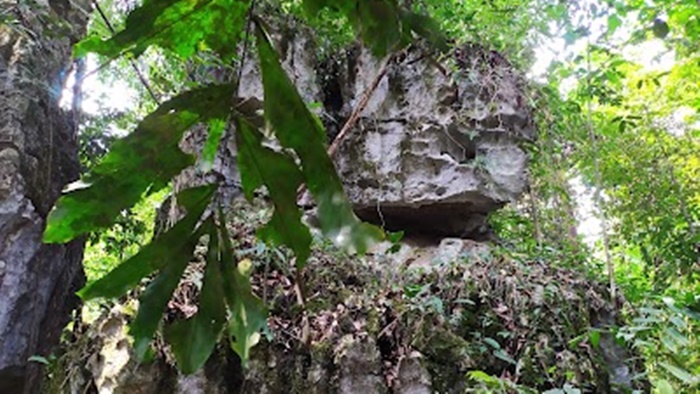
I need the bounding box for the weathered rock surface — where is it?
[202,19,533,239]
[333,45,533,237]
[0,3,89,392]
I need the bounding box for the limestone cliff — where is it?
[0,3,89,392]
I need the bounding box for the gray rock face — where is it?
[191,20,534,240]
[395,352,432,394]
[0,3,89,392]
[335,335,386,394]
[333,45,534,237]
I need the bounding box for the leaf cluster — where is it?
[43,0,451,373]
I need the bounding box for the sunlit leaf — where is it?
[607,14,622,35]
[165,220,226,374]
[201,118,227,170]
[218,219,267,365]
[235,117,311,265]
[44,85,233,244]
[589,330,601,348]
[467,370,500,384]
[655,379,674,394]
[659,361,698,385]
[78,185,216,300]
[75,0,249,60]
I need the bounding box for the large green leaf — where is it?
[235,117,311,266]
[131,231,199,359]
[79,185,215,361]
[76,0,249,59]
[659,361,699,386]
[655,379,675,394]
[255,22,383,254]
[165,220,226,374]
[78,185,216,300]
[130,213,215,359]
[201,118,227,170]
[218,218,267,365]
[44,84,233,244]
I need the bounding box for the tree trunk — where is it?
[0,2,89,393]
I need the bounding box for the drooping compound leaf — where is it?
[130,217,207,359]
[75,0,249,60]
[131,212,217,360]
[218,219,267,365]
[165,219,226,374]
[255,22,383,254]
[235,117,311,266]
[78,184,216,300]
[43,84,233,244]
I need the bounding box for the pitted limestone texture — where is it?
[333,45,534,237]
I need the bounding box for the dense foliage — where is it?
[42,0,698,391]
[44,0,447,376]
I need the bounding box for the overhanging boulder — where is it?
[332,45,534,237]
[195,26,535,239]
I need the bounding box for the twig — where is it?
[71,57,86,131]
[92,0,160,104]
[234,0,259,96]
[327,54,394,157]
[297,53,394,200]
[293,260,311,348]
[528,183,541,247]
[378,317,398,338]
[584,12,615,302]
